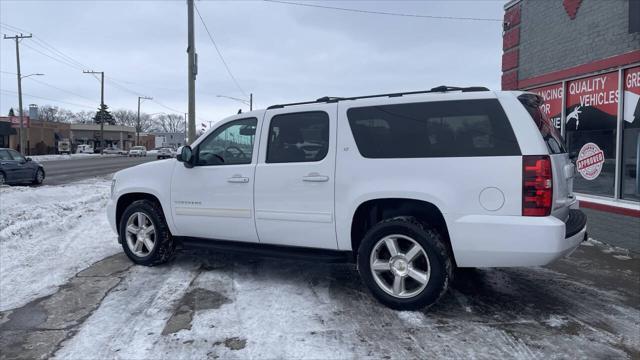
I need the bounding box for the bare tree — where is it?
[38,105,76,122]
[111,109,137,127]
[39,105,58,122]
[156,113,185,133]
[73,110,95,124]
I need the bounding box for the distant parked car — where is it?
[0,148,45,186]
[128,146,147,157]
[156,147,174,159]
[102,147,127,155]
[76,144,94,154]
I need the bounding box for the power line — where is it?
[194,3,248,97]
[1,89,95,109]
[151,99,184,114]
[2,22,186,115]
[263,0,502,22]
[26,77,97,103]
[21,42,85,70]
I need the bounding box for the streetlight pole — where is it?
[187,0,197,145]
[4,33,32,153]
[19,73,44,152]
[137,96,153,146]
[83,70,105,150]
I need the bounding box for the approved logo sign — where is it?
[576,142,604,180]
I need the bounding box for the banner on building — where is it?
[565,72,619,131]
[0,116,30,129]
[530,83,563,129]
[624,66,640,124]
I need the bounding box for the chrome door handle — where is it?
[227,176,249,183]
[302,173,329,182]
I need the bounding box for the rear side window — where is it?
[518,94,566,154]
[347,99,521,158]
[0,150,11,160]
[267,111,329,163]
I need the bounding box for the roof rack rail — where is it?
[266,86,490,110]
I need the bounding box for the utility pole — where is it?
[83,70,105,151]
[187,0,197,145]
[250,93,253,111]
[136,96,153,145]
[4,33,32,154]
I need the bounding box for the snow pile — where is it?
[29,153,121,162]
[0,178,120,311]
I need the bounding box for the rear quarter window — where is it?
[518,93,566,154]
[347,99,521,158]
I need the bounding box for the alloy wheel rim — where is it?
[369,234,431,299]
[37,170,43,182]
[0,174,4,185]
[125,212,156,257]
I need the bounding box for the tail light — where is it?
[523,155,553,216]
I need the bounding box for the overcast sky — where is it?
[0,0,505,125]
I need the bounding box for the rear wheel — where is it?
[0,172,6,186]
[32,168,45,185]
[358,216,453,310]
[120,200,176,266]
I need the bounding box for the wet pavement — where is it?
[1,240,638,359]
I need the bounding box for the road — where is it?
[40,156,156,185]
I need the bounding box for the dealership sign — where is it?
[624,66,640,124]
[0,116,30,129]
[530,83,563,129]
[566,72,619,131]
[577,142,604,180]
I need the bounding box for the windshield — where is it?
[518,93,566,154]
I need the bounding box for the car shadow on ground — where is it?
[174,244,638,358]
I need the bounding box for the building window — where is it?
[565,72,619,197]
[630,0,640,33]
[622,66,640,200]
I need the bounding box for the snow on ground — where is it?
[54,248,639,359]
[0,178,120,311]
[29,153,121,162]
[1,181,638,358]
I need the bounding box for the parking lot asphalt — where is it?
[38,156,156,185]
[1,240,638,359]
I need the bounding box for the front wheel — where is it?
[0,172,6,186]
[119,200,176,266]
[32,168,45,185]
[358,217,453,310]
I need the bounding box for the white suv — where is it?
[107,86,587,310]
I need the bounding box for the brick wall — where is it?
[517,0,640,80]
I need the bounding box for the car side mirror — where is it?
[177,145,194,168]
[25,157,32,162]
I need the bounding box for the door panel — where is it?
[170,117,260,242]
[0,150,19,182]
[7,150,31,181]
[254,105,338,249]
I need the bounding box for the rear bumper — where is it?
[450,209,587,267]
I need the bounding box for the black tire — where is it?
[357,216,453,310]
[32,168,45,185]
[119,199,176,266]
[0,171,6,186]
